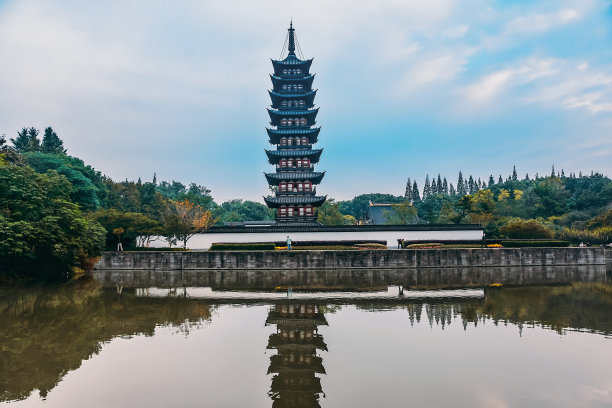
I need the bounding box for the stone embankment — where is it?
[95,247,605,271]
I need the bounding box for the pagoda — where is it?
[266,302,328,407]
[264,22,326,225]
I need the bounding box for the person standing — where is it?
[286,236,292,250]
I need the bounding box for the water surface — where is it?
[1,271,611,407]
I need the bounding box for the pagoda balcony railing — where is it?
[276,215,319,222]
[276,190,317,196]
[277,144,312,149]
[276,166,314,172]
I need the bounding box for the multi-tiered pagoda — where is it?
[264,22,326,225]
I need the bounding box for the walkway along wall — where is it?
[95,248,606,271]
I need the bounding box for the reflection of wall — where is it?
[94,264,608,290]
[266,303,327,408]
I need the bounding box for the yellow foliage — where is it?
[498,189,510,201]
[513,189,523,200]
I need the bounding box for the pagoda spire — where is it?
[287,20,296,56]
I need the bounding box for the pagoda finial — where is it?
[287,20,296,56]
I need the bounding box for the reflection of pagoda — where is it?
[266,303,327,408]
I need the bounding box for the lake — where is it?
[1,267,611,407]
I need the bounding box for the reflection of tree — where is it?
[266,303,327,408]
[0,280,212,402]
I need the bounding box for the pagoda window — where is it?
[281,101,287,108]
[279,183,286,192]
[280,119,287,126]
[297,183,303,191]
[287,207,294,216]
[303,158,310,167]
[301,137,308,144]
[305,206,312,215]
[296,159,302,167]
[280,159,287,167]
[299,207,305,216]
[304,182,311,191]
[298,100,305,107]
[287,183,293,190]
[287,138,292,145]
[280,137,287,146]
[279,207,287,216]
[282,84,288,91]
[296,69,302,75]
[295,138,301,146]
[299,118,307,126]
[287,160,293,167]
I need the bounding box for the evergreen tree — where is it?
[430,178,437,195]
[449,183,456,196]
[11,127,40,152]
[525,173,530,181]
[153,172,157,185]
[579,171,582,178]
[41,127,66,154]
[512,165,518,181]
[488,175,494,187]
[551,165,555,177]
[468,175,475,194]
[411,181,420,202]
[404,178,412,201]
[561,169,565,177]
[423,175,431,199]
[457,171,465,196]
[498,175,503,184]
[442,178,448,194]
[436,174,443,194]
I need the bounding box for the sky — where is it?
[1,0,612,203]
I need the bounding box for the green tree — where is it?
[437,201,459,223]
[317,199,347,225]
[383,201,417,224]
[41,127,66,154]
[11,127,40,153]
[499,219,554,239]
[0,162,105,281]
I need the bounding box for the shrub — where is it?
[499,219,555,239]
[406,243,442,249]
[501,241,570,247]
[352,243,387,249]
[209,243,276,251]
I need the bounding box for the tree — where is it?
[317,199,347,225]
[0,134,5,148]
[0,161,105,281]
[383,201,417,224]
[498,189,510,201]
[163,200,216,248]
[41,127,66,154]
[512,165,518,181]
[498,175,503,184]
[437,201,459,223]
[449,183,456,196]
[411,181,421,203]
[457,171,466,196]
[11,127,41,153]
[436,174,443,194]
[404,178,412,201]
[488,175,495,187]
[523,177,569,218]
[468,175,476,194]
[442,178,448,195]
[90,209,162,249]
[423,175,431,199]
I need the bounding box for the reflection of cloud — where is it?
[580,381,612,404]
[478,393,510,408]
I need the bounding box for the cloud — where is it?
[504,8,581,35]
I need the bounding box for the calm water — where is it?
[1,268,611,407]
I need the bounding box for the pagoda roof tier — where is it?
[267,334,328,350]
[265,171,325,185]
[266,148,322,164]
[269,90,317,109]
[270,375,323,394]
[267,127,320,144]
[268,355,325,375]
[264,195,327,208]
[268,108,318,126]
[270,75,315,92]
[271,55,313,73]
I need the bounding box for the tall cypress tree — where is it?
[525,173,530,181]
[488,175,494,187]
[11,127,41,152]
[423,175,431,199]
[449,183,456,196]
[457,171,465,196]
[41,127,66,154]
[442,177,448,194]
[405,178,412,201]
[551,165,555,177]
[512,165,518,181]
[411,181,420,203]
[468,175,475,194]
[430,178,437,195]
[436,174,443,194]
[498,175,503,184]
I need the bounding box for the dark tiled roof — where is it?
[264,195,327,208]
[266,148,322,159]
[367,204,395,225]
[264,171,325,185]
[268,108,318,117]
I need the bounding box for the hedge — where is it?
[501,240,570,247]
[210,243,276,251]
[273,240,387,247]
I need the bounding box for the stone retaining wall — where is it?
[95,247,605,271]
